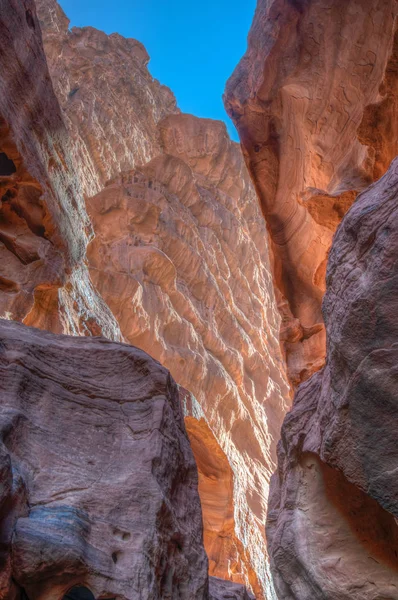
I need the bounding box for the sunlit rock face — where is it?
[267,159,398,599]
[0,0,121,339]
[0,319,208,600]
[2,0,292,596]
[86,113,291,598]
[36,0,179,197]
[225,0,398,387]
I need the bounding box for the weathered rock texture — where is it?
[267,159,398,599]
[36,0,179,196]
[86,113,290,598]
[0,318,208,600]
[2,0,292,597]
[210,577,255,600]
[0,0,120,339]
[225,0,398,387]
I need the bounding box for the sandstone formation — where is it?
[0,0,120,339]
[210,577,255,600]
[0,318,208,600]
[86,113,290,598]
[225,0,398,386]
[36,0,179,196]
[1,0,292,597]
[267,159,398,599]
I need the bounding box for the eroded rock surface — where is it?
[87,113,290,598]
[2,0,292,596]
[225,0,398,386]
[210,576,255,600]
[267,159,398,599]
[0,0,120,339]
[36,0,179,196]
[0,319,208,600]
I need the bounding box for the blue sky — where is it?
[58,0,256,142]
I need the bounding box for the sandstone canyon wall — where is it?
[86,113,290,597]
[224,0,398,597]
[0,319,209,600]
[35,0,179,196]
[7,0,397,597]
[225,0,398,387]
[0,0,121,339]
[0,0,293,597]
[267,156,398,600]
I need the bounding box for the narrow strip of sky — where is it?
[59,0,256,142]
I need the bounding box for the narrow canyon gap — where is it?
[0,0,397,599]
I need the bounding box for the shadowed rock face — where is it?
[210,577,255,600]
[225,0,398,387]
[1,0,291,596]
[266,159,398,599]
[87,113,290,598]
[0,0,121,339]
[0,319,208,600]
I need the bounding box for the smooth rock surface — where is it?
[0,319,208,600]
[267,159,398,599]
[225,0,398,386]
[210,576,255,600]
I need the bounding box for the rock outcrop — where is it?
[267,159,398,599]
[225,0,398,386]
[36,0,179,196]
[1,0,292,597]
[86,112,290,598]
[0,0,121,339]
[210,577,255,600]
[0,319,208,600]
[86,112,290,597]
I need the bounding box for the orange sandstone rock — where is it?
[267,157,398,600]
[0,0,120,339]
[225,0,398,386]
[87,114,290,598]
[2,1,292,597]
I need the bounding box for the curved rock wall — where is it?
[87,113,290,598]
[266,158,398,599]
[225,0,398,386]
[0,0,121,339]
[1,0,292,597]
[0,319,208,600]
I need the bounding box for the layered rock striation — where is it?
[0,319,209,600]
[0,0,120,339]
[267,158,398,599]
[225,0,398,386]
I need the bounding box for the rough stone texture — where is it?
[209,576,255,600]
[3,0,292,596]
[0,318,208,600]
[0,0,121,339]
[36,0,179,196]
[266,159,398,599]
[87,112,290,598]
[225,0,398,387]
